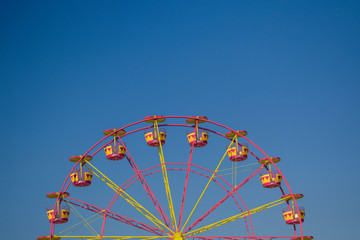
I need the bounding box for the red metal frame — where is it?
[45,116,307,240]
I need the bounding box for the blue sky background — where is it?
[1,1,359,239]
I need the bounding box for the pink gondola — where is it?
[282,207,305,225]
[70,171,93,187]
[259,169,282,188]
[69,155,93,187]
[103,129,127,160]
[227,143,248,162]
[46,205,70,224]
[186,129,209,147]
[144,128,167,147]
[104,144,126,160]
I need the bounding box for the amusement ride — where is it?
[38,115,313,240]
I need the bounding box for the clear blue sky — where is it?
[1,1,359,239]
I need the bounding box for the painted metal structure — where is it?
[38,115,312,240]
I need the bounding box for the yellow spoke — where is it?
[64,202,100,237]
[184,198,288,236]
[217,162,258,172]
[155,121,177,232]
[59,210,104,236]
[84,161,173,233]
[218,167,260,177]
[180,136,236,232]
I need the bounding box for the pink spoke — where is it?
[100,173,138,238]
[186,236,294,239]
[183,165,263,234]
[65,196,168,236]
[119,136,172,230]
[233,190,256,239]
[177,163,258,238]
[229,190,250,238]
[178,141,195,229]
[105,162,251,238]
[100,214,107,239]
[121,163,253,238]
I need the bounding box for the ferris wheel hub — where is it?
[172,232,184,240]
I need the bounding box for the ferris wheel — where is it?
[38,115,313,240]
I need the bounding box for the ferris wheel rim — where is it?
[46,115,306,240]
